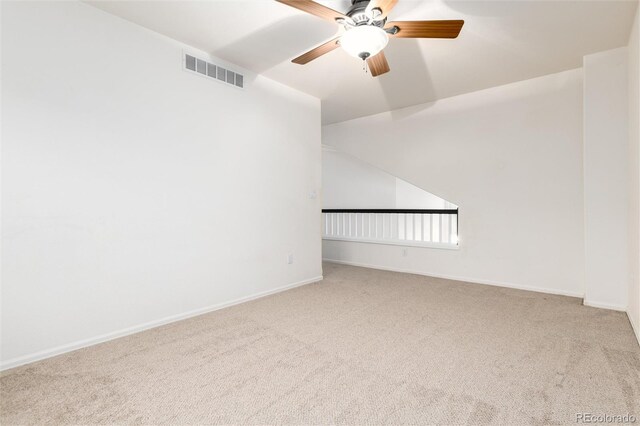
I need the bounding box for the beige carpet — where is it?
[1,262,639,425]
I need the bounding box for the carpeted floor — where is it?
[1,262,639,425]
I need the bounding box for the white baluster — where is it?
[441,214,448,244]
[452,213,458,245]
[382,214,387,239]
[432,214,437,242]
[332,213,336,237]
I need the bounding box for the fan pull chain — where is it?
[363,59,367,74]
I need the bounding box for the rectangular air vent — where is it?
[184,53,244,89]
[206,63,216,78]
[196,58,206,75]
[185,54,196,71]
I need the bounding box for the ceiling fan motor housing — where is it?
[347,0,386,27]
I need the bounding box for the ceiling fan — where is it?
[275,0,464,77]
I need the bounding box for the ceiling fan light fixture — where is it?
[340,25,389,60]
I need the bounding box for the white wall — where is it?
[583,48,629,311]
[0,1,322,369]
[395,180,454,210]
[323,69,585,297]
[322,147,396,209]
[628,6,640,342]
[322,147,453,209]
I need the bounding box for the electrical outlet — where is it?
[402,248,408,257]
[287,254,294,264]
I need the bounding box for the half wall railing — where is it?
[322,209,459,249]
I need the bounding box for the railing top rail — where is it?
[322,209,458,214]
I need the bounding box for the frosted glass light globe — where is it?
[340,26,389,60]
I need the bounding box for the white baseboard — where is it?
[583,299,627,312]
[323,258,584,298]
[0,275,323,372]
[627,311,640,347]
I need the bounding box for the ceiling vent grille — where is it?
[184,53,244,89]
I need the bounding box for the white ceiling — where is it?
[86,0,638,124]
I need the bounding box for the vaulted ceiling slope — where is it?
[86,0,638,124]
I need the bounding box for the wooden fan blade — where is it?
[276,0,348,22]
[366,0,398,20]
[385,20,464,38]
[367,51,390,77]
[292,37,341,64]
